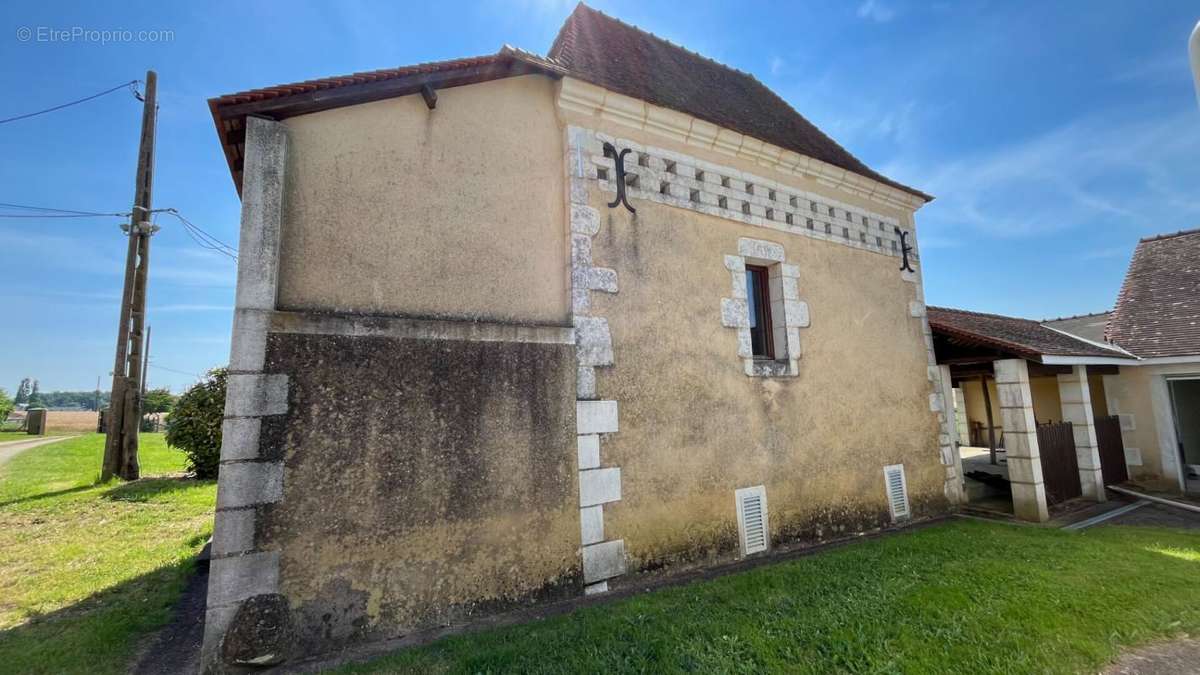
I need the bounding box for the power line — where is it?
[163,209,238,261]
[0,80,141,126]
[148,362,201,378]
[0,201,126,216]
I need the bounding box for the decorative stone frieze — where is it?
[573,130,920,271]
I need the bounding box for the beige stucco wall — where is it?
[1031,376,1063,424]
[1103,362,1200,486]
[276,75,568,324]
[562,107,946,568]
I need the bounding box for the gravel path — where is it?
[0,435,77,465]
[1105,637,1200,674]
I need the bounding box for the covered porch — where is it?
[929,307,1138,522]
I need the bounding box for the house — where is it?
[931,228,1200,522]
[202,4,958,668]
[1103,229,1200,493]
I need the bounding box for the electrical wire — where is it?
[0,80,141,125]
[148,362,202,378]
[163,209,238,261]
[0,201,129,218]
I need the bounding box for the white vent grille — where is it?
[1118,413,1136,431]
[735,486,769,556]
[883,464,910,521]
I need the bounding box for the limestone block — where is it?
[208,551,281,608]
[216,461,284,509]
[570,204,600,235]
[575,317,614,367]
[737,237,785,262]
[577,434,600,470]
[579,505,605,545]
[579,467,621,506]
[582,539,626,582]
[721,298,750,328]
[577,400,618,435]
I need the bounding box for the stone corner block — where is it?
[228,308,272,371]
[570,204,601,235]
[225,373,289,418]
[582,539,626,583]
[575,316,614,367]
[580,505,605,545]
[721,298,750,328]
[577,434,601,470]
[216,461,284,509]
[577,400,618,435]
[211,507,257,557]
[221,417,263,462]
[579,467,621,507]
[207,550,281,608]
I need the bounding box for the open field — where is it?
[342,520,1200,674]
[0,433,215,674]
[44,409,100,434]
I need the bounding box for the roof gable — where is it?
[549,4,929,202]
[1107,228,1200,358]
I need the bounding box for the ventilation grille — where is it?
[1118,414,1136,432]
[735,486,769,555]
[883,464,910,521]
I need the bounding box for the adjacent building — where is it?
[201,4,957,669]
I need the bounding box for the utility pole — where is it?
[103,70,157,481]
[140,325,151,401]
[94,375,100,412]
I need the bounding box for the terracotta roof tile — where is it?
[1107,228,1200,358]
[548,4,929,201]
[928,306,1128,360]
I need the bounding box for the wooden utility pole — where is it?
[103,70,157,481]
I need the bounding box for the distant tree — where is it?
[13,378,31,406]
[0,388,13,422]
[166,368,226,479]
[142,388,177,415]
[25,380,43,408]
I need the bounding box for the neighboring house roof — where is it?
[547,4,929,202]
[928,306,1129,362]
[1042,311,1112,345]
[208,3,929,203]
[1107,228,1200,359]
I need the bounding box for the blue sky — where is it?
[2,1,1198,392]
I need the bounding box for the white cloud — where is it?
[856,0,896,23]
[770,56,785,77]
[883,109,1200,242]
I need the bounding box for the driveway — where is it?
[0,435,76,465]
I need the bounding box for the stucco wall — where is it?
[259,331,579,655]
[276,75,568,324]
[560,101,946,567]
[1103,363,1200,486]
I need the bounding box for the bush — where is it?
[165,368,226,479]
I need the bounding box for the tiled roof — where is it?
[208,3,929,202]
[928,306,1129,360]
[548,4,930,202]
[1041,311,1112,345]
[1107,228,1200,358]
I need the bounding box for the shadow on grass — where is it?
[0,556,201,675]
[103,477,215,503]
[0,484,96,509]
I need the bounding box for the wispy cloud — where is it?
[883,109,1200,241]
[770,56,785,77]
[1078,246,1130,261]
[856,0,896,23]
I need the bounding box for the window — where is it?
[745,265,774,359]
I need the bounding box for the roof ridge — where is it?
[1138,226,1200,243]
[927,305,1040,324]
[1041,310,1113,322]
[554,3,764,82]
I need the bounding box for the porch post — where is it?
[995,359,1049,522]
[1056,365,1107,502]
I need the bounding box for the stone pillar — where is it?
[201,116,291,672]
[937,365,966,504]
[994,359,1049,522]
[1056,365,1106,502]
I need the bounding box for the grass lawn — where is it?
[344,520,1200,674]
[0,433,215,675]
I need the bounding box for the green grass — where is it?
[343,520,1200,675]
[0,433,215,674]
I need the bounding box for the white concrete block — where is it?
[211,508,256,557]
[207,550,280,608]
[580,505,604,545]
[577,400,618,435]
[577,434,600,470]
[784,300,810,328]
[579,467,621,506]
[216,461,284,509]
[220,417,262,462]
[575,316,614,367]
[577,366,596,400]
[224,373,288,418]
[721,298,750,328]
[582,539,626,582]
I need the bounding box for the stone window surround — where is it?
[721,237,810,377]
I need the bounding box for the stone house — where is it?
[201,4,958,668]
[931,228,1200,522]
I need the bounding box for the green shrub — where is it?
[165,368,226,479]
